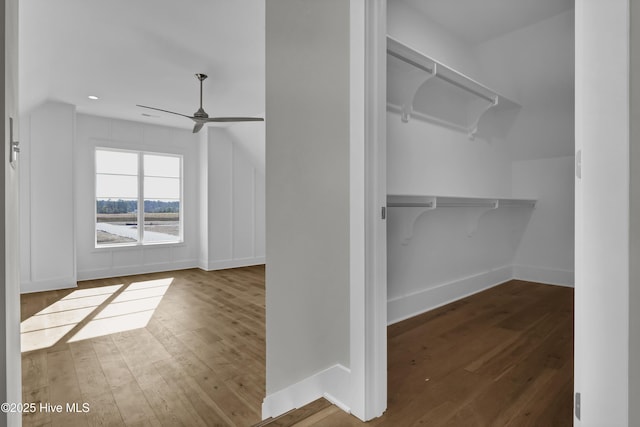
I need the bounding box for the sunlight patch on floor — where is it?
[68,278,172,342]
[21,278,173,352]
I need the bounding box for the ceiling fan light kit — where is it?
[137,73,264,133]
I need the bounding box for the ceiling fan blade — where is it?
[192,122,204,133]
[203,117,265,122]
[137,105,191,118]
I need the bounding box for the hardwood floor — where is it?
[21,268,573,426]
[260,280,574,427]
[21,266,266,427]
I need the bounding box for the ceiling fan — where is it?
[137,73,264,133]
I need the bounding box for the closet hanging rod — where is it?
[387,36,502,106]
[436,201,497,208]
[387,50,434,74]
[387,195,537,209]
[436,73,498,105]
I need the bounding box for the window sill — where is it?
[92,241,186,252]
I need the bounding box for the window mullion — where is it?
[138,152,144,244]
[180,157,184,241]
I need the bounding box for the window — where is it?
[95,148,182,247]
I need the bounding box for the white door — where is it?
[2,0,22,425]
[574,0,631,424]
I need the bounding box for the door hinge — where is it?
[576,150,582,179]
[381,206,386,220]
[575,392,581,420]
[9,117,20,168]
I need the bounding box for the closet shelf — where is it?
[387,195,536,244]
[387,36,520,138]
[387,195,537,209]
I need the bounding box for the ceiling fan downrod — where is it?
[194,73,208,118]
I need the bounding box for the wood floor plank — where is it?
[153,358,235,427]
[23,267,572,427]
[262,281,574,427]
[22,266,266,427]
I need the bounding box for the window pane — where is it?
[143,200,180,243]
[96,174,138,199]
[144,154,180,177]
[144,177,180,199]
[96,150,138,175]
[94,149,183,247]
[96,199,138,245]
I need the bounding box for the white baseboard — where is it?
[262,364,351,420]
[77,259,198,281]
[21,277,78,294]
[387,266,513,325]
[512,264,574,287]
[77,257,265,282]
[387,264,576,324]
[199,256,265,271]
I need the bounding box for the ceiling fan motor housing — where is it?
[194,107,208,119]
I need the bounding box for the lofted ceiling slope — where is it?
[20,0,265,130]
[401,0,574,45]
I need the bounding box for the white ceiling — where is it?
[19,0,265,130]
[20,1,572,131]
[401,0,574,44]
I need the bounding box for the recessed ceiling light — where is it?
[88,95,99,100]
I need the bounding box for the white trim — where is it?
[21,277,78,294]
[73,256,265,283]
[349,0,368,420]
[513,265,575,287]
[89,136,188,155]
[230,141,235,258]
[350,0,388,421]
[362,0,388,420]
[199,257,265,272]
[261,364,351,420]
[387,266,513,325]
[77,259,198,281]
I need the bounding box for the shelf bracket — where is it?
[468,95,499,139]
[396,64,436,124]
[400,104,412,124]
[388,196,437,245]
[465,200,498,237]
[401,206,435,245]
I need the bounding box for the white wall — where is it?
[475,10,575,162]
[264,0,351,418]
[386,1,520,323]
[385,3,575,322]
[476,11,575,287]
[17,108,266,286]
[386,0,512,199]
[20,101,77,292]
[387,0,482,80]
[575,0,630,424]
[386,206,531,324]
[19,109,265,289]
[74,114,200,280]
[200,126,265,270]
[386,117,512,198]
[512,156,574,286]
[632,1,640,423]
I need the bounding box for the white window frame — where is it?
[95,147,184,248]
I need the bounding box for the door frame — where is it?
[2,0,22,425]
